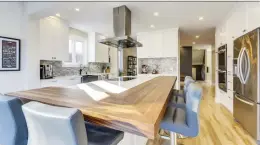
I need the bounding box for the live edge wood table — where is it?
[7,76,176,140]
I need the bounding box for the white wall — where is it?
[25,18,41,90]
[0,2,29,94]
[0,2,70,94]
[205,49,213,85]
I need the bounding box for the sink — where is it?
[81,75,99,83]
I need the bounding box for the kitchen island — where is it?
[7,76,176,142]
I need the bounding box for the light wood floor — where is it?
[147,83,256,145]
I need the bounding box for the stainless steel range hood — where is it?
[99,5,143,48]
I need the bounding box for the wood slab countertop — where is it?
[7,76,176,139]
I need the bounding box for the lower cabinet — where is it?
[40,77,81,88]
[217,88,233,113]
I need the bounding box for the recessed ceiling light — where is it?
[75,8,80,11]
[150,24,155,28]
[153,12,159,16]
[192,42,196,45]
[56,13,60,17]
[196,35,200,39]
[199,16,204,21]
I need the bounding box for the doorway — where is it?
[180,46,192,81]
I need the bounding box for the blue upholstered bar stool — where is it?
[160,83,202,145]
[0,95,28,145]
[170,76,195,108]
[22,102,124,145]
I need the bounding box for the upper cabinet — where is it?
[39,17,69,61]
[88,32,109,63]
[137,28,179,58]
[215,21,227,48]
[246,3,260,32]
[137,31,162,58]
[227,3,247,40]
[162,30,179,57]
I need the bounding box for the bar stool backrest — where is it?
[185,83,202,137]
[22,101,88,145]
[184,76,195,93]
[0,95,28,145]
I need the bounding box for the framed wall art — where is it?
[0,36,21,71]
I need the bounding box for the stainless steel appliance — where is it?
[233,28,260,142]
[81,75,99,83]
[218,44,227,70]
[218,44,227,92]
[99,5,143,76]
[141,65,148,74]
[99,5,142,48]
[40,64,53,79]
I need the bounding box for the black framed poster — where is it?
[0,36,20,71]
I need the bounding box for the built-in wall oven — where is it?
[218,44,227,92]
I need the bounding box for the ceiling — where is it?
[28,2,237,45]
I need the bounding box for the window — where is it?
[75,41,83,63]
[67,39,84,65]
[63,28,87,67]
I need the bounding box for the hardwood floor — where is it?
[147,83,256,145]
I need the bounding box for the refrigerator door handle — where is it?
[237,47,244,83]
[243,49,250,84]
[239,48,246,84]
[235,95,254,106]
[238,47,251,84]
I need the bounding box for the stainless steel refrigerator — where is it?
[233,28,260,141]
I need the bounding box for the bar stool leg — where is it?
[170,132,177,145]
[178,134,187,139]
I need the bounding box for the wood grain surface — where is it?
[7,76,176,139]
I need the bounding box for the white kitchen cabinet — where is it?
[227,56,233,72]
[227,81,233,91]
[137,28,178,58]
[215,28,221,48]
[218,89,233,113]
[227,3,247,40]
[227,89,234,99]
[136,35,147,58]
[246,3,260,32]
[39,16,69,61]
[88,32,109,63]
[215,21,227,48]
[137,32,162,58]
[149,32,163,58]
[40,77,81,88]
[40,79,59,87]
[162,30,178,57]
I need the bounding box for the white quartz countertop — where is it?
[68,75,157,92]
[65,75,177,102]
[40,73,114,81]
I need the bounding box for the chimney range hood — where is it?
[99,5,143,48]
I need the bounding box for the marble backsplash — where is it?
[138,57,177,74]
[40,60,109,77]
